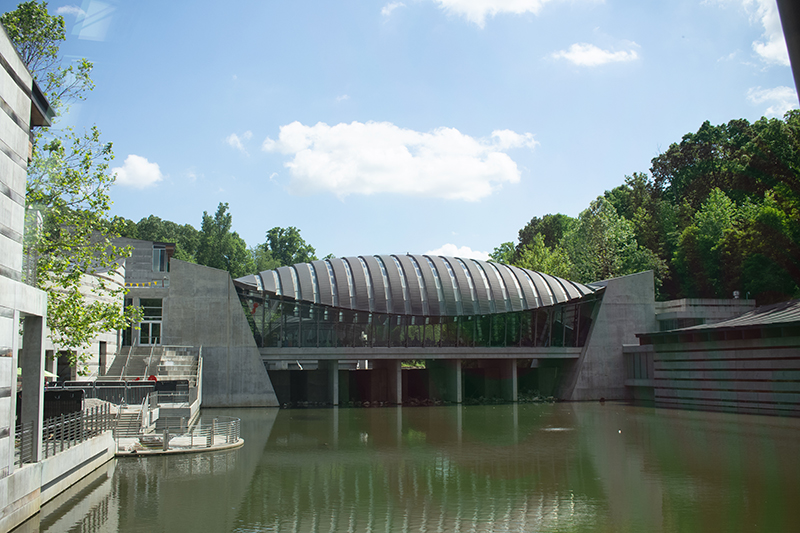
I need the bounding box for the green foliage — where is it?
[251,246,280,273]
[264,226,317,266]
[514,234,573,279]
[1,1,93,107]
[26,127,138,365]
[506,113,800,304]
[563,197,641,282]
[196,203,254,278]
[0,1,62,76]
[488,242,515,264]
[131,215,199,263]
[517,213,573,254]
[4,1,140,366]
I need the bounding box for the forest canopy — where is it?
[492,112,800,305]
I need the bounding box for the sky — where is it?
[16,0,798,260]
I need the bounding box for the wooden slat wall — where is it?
[652,340,800,416]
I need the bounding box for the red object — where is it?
[148,375,157,381]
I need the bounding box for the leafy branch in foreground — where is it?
[3,1,138,368]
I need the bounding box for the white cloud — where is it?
[226,131,253,153]
[431,0,600,28]
[747,86,798,116]
[551,43,639,66]
[747,0,790,66]
[425,244,490,260]
[262,121,537,201]
[712,0,790,66]
[382,2,405,17]
[336,94,350,102]
[56,5,86,16]
[112,155,164,189]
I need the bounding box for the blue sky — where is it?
[27,0,798,259]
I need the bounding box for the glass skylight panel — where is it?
[309,264,320,303]
[325,260,338,307]
[392,256,412,314]
[342,260,356,308]
[505,266,525,308]
[522,272,539,307]
[456,259,479,314]
[425,257,445,308]
[488,262,511,312]
[359,257,374,311]
[375,256,392,312]
[475,262,496,313]
[289,267,300,300]
[408,256,428,315]
[272,271,282,296]
[443,261,463,315]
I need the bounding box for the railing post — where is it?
[163,428,169,452]
[18,423,24,467]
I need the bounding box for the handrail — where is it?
[139,392,150,432]
[16,404,114,466]
[120,346,132,378]
[116,416,241,453]
[146,345,155,378]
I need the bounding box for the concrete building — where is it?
[0,25,116,532]
[629,299,800,415]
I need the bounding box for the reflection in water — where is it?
[32,404,800,532]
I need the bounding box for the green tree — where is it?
[673,188,739,297]
[4,1,137,366]
[196,203,254,278]
[563,197,666,284]
[516,213,574,260]
[489,242,515,264]
[514,234,574,279]
[1,1,92,106]
[264,226,317,266]
[251,246,280,273]
[134,215,199,263]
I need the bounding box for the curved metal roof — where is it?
[234,254,601,317]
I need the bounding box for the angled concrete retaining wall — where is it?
[164,260,278,407]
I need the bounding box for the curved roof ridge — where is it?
[235,255,602,316]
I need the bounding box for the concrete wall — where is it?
[116,237,170,286]
[561,271,657,401]
[0,432,114,532]
[0,25,34,284]
[0,23,53,529]
[163,260,278,407]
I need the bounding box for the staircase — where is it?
[114,411,142,437]
[105,346,164,380]
[157,350,199,386]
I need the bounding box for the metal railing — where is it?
[117,416,241,453]
[56,381,155,406]
[154,391,190,406]
[16,404,114,467]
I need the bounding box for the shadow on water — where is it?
[22,403,800,532]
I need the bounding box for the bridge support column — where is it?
[374,360,402,404]
[428,359,462,403]
[321,360,339,406]
[500,359,518,402]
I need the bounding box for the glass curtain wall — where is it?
[237,288,599,350]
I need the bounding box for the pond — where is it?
[27,403,800,532]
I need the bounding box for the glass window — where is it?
[152,246,168,272]
[139,298,162,319]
